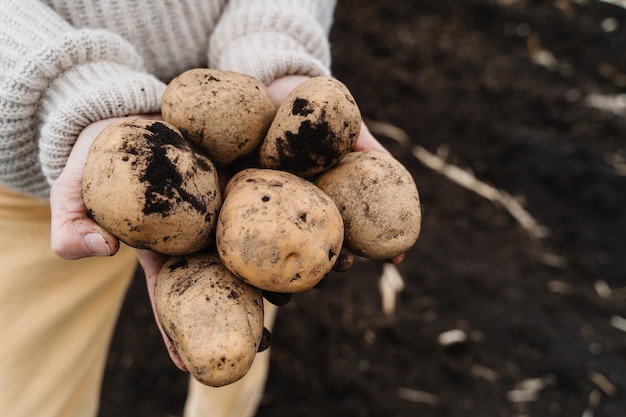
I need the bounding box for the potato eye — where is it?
[261,195,270,202]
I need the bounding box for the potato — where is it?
[259,77,361,177]
[314,151,421,260]
[155,250,265,387]
[161,68,276,166]
[82,119,222,255]
[216,168,344,293]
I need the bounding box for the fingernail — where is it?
[84,233,111,256]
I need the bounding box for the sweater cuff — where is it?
[39,61,166,187]
[213,32,331,84]
[209,3,334,84]
[0,27,163,198]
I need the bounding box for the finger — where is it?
[138,249,188,372]
[266,75,311,108]
[162,333,187,372]
[50,115,163,259]
[332,247,354,272]
[353,122,391,154]
[49,118,128,259]
[388,253,406,264]
[49,172,119,259]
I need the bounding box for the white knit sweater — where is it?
[0,0,336,198]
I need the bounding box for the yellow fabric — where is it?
[0,185,274,417]
[0,186,137,417]
[184,302,277,417]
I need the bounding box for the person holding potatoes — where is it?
[0,1,412,417]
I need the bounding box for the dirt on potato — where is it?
[100,1,626,416]
[260,77,361,177]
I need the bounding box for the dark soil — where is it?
[99,1,626,416]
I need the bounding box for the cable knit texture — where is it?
[0,0,336,199]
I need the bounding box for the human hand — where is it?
[50,114,162,260]
[136,249,188,371]
[48,113,191,370]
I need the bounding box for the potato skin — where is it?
[155,251,265,387]
[216,168,344,293]
[82,119,222,255]
[259,77,361,177]
[314,151,421,260]
[161,68,276,166]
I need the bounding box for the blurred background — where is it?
[100,1,626,416]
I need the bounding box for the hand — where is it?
[48,113,189,370]
[50,113,161,260]
[136,249,187,371]
[267,76,405,265]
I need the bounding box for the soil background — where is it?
[99,1,626,416]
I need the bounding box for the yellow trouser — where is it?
[0,185,275,417]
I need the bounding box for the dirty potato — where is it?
[216,168,344,293]
[82,118,222,255]
[314,151,421,260]
[161,68,276,166]
[259,77,361,177]
[155,250,265,387]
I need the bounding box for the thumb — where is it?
[50,120,121,259]
[49,115,160,259]
[49,176,119,259]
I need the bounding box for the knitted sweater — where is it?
[0,0,336,199]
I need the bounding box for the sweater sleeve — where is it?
[209,0,337,84]
[0,0,166,199]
